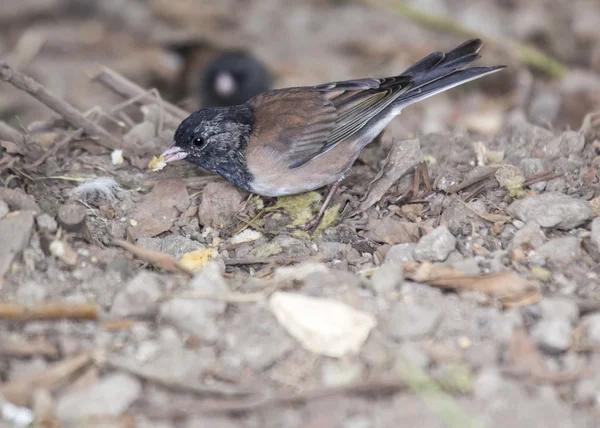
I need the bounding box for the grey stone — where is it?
[440,199,487,236]
[320,358,364,387]
[508,222,546,251]
[583,314,600,348]
[545,177,567,193]
[591,217,600,252]
[384,243,416,265]
[15,281,47,305]
[136,234,204,260]
[159,261,228,342]
[519,158,546,191]
[0,210,35,277]
[414,225,456,262]
[35,213,57,232]
[494,164,525,187]
[9,357,47,381]
[531,319,573,354]
[0,199,8,218]
[508,192,591,230]
[370,262,403,295]
[536,237,581,266]
[394,342,431,369]
[539,297,580,324]
[387,302,442,339]
[56,373,141,422]
[450,258,480,275]
[111,271,162,317]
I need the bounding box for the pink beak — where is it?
[160,145,188,163]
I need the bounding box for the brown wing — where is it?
[247,77,412,169]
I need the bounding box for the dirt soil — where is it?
[1,0,600,427]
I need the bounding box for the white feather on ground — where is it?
[71,177,120,202]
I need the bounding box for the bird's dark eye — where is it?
[193,137,205,147]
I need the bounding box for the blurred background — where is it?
[0,0,599,139]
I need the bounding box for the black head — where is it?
[160,105,255,191]
[199,50,272,107]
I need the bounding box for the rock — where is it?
[508,192,591,230]
[56,373,141,422]
[321,224,358,243]
[274,262,330,283]
[384,243,416,265]
[198,181,244,228]
[130,179,189,239]
[370,262,403,295]
[35,213,57,232]
[320,358,364,387]
[393,342,431,369]
[440,199,487,236]
[494,164,525,187]
[519,158,546,191]
[545,177,567,193]
[582,314,600,348]
[413,226,457,262]
[0,199,8,218]
[364,217,419,245]
[387,302,442,339]
[531,319,573,354]
[137,234,204,260]
[508,222,546,251]
[159,261,228,342]
[0,210,35,277]
[316,242,359,261]
[250,242,282,258]
[591,217,600,252]
[536,237,581,265]
[111,271,162,317]
[57,203,87,234]
[0,188,40,212]
[539,297,580,325]
[15,281,47,305]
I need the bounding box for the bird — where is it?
[198,50,272,108]
[159,39,505,230]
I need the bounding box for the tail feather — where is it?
[394,65,505,109]
[390,39,504,110]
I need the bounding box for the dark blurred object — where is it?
[198,50,272,107]
[154,35,272,109]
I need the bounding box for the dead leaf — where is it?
[110,236,193,277]
[0,352,95,406]
[0,335,58,358]
[359,139,422,211]
[402,262,540,307]
[129,179,189,239]
[0,303,98,322]
[364,217,419,245]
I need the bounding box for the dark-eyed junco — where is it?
[159,39,505,229]
[199,50,272,107]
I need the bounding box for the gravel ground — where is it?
[1,0,600,427]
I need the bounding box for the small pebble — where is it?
[531,319,573,354]
[413,226,457,262]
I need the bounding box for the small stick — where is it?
[0,336,59,358]
[0,120,27,146]
[0,303,98,322]
[0,352,95,406]
[523,171,563,187]
[110,236,194,277]
[105,355,255,398]
[91,66,189,121]
[224,254,331,266]
[194,379,407,414]
[0,62,119,150]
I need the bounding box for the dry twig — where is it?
[110,236,194,277]
[0,303,98,322]
[105,355,255,398]
[91,66,189,121]
[0,62,119,150]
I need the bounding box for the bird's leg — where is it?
[299,177,344,232]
